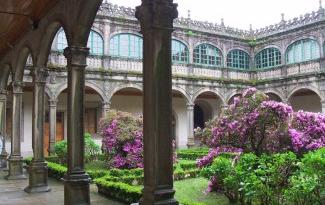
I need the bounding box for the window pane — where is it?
[255,48,281,69]
[286,39,320,64]
[227,49,250,69]
[109,34,143,59]
[193,44,222,66]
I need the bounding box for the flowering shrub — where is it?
[198,88,293,168]
[197,87,325,200]
[99,110,143,169]
[289,111,325,155]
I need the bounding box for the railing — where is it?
[46,52,324,82]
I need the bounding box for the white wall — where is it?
[5,92,235,156]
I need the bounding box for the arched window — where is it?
[87,30,104,55]
[227,49,250,69]
[56,29,104,55]
[172,39,189,64]
[286,39,320,64]
[109,33,143,59]
[193,44,222,66]
[255,47,281,69]
[57,29,68,50]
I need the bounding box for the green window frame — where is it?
[193,44,223,67]
[109,33,143,59]
[286,39,320,64]
[255,47,281,69]
[56,29,104,56]
[87,30,104,56]
[172,39,189,64]
[227,49,250,69]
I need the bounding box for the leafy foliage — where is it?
[200,149,325,205]
[54,133,100,164]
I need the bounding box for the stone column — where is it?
[5,81,26,180]
[48,99,58,155]
[136,1,178,204]
[0,90,8,168]
[63,46,90,205]
[186,103,195,147]
[25,68,51,193]
[321,101,325,113]
[102,101,111,118]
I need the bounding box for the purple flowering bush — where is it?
[197,87,325,202]
[198,88,293,168]
[99,110,144,169]
[289,111,325,155]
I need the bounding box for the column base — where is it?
[5,155,27,180]
[140,187,178,205]
[24,161,51,193]
[63,172,91,205]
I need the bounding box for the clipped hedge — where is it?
[95,177,206,205]
[177,148,209,160]
[95,178,142,204]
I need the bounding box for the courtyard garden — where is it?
[25,88,325,205]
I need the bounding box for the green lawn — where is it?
[85,160,230,205]
[174,177,230,205]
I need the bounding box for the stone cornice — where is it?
[98,3,325,40]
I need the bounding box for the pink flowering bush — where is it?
[197,87,325,200]
[198,88,293,168]
[289,111,325,155]
[99,110,144,169]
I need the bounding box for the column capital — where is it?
[64,46,89,68]
[102,101,111,108]
[31,67,48,84]
[136,0,178,31]
[49,99,58,107]
[186,102,195,109]
[11,81,24,94]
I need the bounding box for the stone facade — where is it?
[9,2,325,152]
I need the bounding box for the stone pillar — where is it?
[136,1,178,204]
[5,81,26,180]
[48,99,58,155]
[186,103,195,147]
[102,101,111,118]
[63,46,90,205]
[0,90,8,168]
[321,101,325,113]
[25,68,51,193]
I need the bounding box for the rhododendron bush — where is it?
[197,87,325,197]
[99,110,143,169]
[197,87,325,168]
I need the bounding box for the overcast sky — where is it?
[109,0,322,30]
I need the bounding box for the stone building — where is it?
[1,0,325,204]
[3,2,325,156]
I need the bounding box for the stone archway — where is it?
[288,88,322,112]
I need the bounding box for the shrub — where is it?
[289,111,325,155]
[99,110,144,169]
[200,150,325,205]
[284,148,325,205]
[54,140,67,164]
[54,133,100,164]
[177,148,209,160]
[197,87,325,168]
[84,133,101,162]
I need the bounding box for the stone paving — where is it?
[0,168,124,205]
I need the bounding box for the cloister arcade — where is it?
[1,1,325,205]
